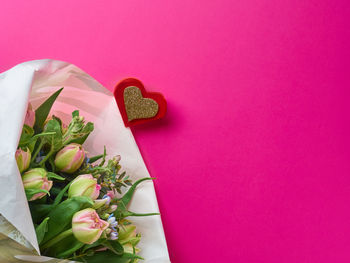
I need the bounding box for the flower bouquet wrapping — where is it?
[0,60,170,263]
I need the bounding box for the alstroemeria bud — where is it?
[15,148,31,173]
[24,103,35,127]
[68,174,101,200]
[54,143,85,173]
[22,168,53,201]
[72,208,109,244]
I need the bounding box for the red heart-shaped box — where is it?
[114,78,167,127]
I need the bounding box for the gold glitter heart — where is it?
[124,86,159,121]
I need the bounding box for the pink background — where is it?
[1,1,350,262]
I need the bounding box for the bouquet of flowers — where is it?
[17,88,158,262]
[0,60,170,263]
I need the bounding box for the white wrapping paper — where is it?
[0,60,170,263]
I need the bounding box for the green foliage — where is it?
[35,217,50,244]
[52,181,72,206]
[47,172,65,181]
[88,154,104,164]
[43,119,63,152]
[81,250,143,263]
[53,235,85,258]
[18,125,34,147]
[62,111,94,145]
[103,240,124,255]
[34,88,64,133]
[114,178,154,219]
[29,203,52,224]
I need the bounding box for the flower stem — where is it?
[41,228,73,250]
[31,140,44,164]
[39,148,54,167]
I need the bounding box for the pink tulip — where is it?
[68,174,101,200]
[22,168,53,201]
[15,147,31,173]
[72,208,109,244]
[54,143,85,173]
[24,103,35,127]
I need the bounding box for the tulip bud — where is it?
[15,148,31,173]
[24,103,35,127]
[54,143,85,173]
[93,198,108,209]
[22,168,53,201]
[68,174,101,200]
[72,208,109,244]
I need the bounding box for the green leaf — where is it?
[114,177,153,219]
[34,88,64,132]
[52,115,62,126]
[55,236,85,258]
[18,125,34,147]
[53,181,73,206]
[81,239,105,253]
[100,146,107,166]
[25,188,50,201]
[43,233,84,258]
[120,211,159,218]
[42,196,94,244]
[31,131,57,140]
[43,119,62,151]
[47,172,65,181]
[88,154,104,164]
[72,110,79,118]
[69,122,94,145]
[29,204,52,224]
[35,217,49,245]
[103,240,124,255]
[82,250,143,263]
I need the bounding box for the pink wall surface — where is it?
[1,1,350,262]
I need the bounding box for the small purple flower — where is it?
[107,214,118,230]
[110,231,118,240]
